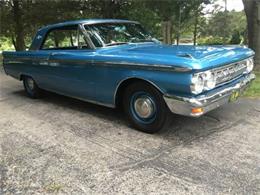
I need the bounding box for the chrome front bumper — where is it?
[164,73,256,117]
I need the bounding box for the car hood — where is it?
[97,43,254,71]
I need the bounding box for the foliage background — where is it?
[0,0,247,51]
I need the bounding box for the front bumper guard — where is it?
[164,73,256,117]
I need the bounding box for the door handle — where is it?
[51,52,68,56]
[48,52,66,66]
[48,52,62,61]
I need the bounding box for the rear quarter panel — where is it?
[3,51,29,80]
[3,51,50,83]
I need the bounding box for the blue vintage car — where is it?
[2,19,255,133]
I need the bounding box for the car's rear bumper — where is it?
[164,73,255,117]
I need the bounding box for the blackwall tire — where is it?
[23,76,41,99]
[123,81,169,133]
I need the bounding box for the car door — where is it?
[40,24,97,100]
[48,50,96,99]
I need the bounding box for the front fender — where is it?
[109,68,192,106]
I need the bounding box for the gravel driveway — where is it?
[0,69,259,194]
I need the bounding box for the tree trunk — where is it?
[100,0,121,18]
[243,0,260,69]
[162,21,167,44]
[176,5,182,46]
[12,0,25,51]
[166,21,172,44]
[193,12,199,46]
[176,34,180,45]
[11,35,17,51]
[162,21,172,44]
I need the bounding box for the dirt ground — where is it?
[0,69,259,194]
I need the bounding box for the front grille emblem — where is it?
[214,60,247,86]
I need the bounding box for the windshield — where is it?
[84,23,157,47]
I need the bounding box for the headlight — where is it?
[191,74,205,94]
[246,58,254,73]
[204,71,216,90]
[191,71,216,94]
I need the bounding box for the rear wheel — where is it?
[23,76,41,98]
[123,82,169,133]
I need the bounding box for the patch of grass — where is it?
[243,72,260,97]
[44,182,63,193]
[0,52,3,71]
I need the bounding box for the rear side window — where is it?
[41,25,89,50]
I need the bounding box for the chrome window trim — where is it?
[82,21,158,48]
[78,24,96,49]
[82,20,140,26]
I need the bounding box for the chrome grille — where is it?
[214,60,247,85]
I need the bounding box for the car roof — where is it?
[40,19,139,31]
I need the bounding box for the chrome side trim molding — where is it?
[93,61,192,72]
[46,59,192,72]
[4,56,192,72]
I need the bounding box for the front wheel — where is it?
[23,76,41,98]
[123,82,169,133]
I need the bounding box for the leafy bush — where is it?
[197,36,228,45]
[230,30,242,44]
[0,37,15,51]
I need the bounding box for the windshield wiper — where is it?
[105,42,128,46]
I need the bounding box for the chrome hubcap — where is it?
[134,97,155,119]
[27,78,34,90]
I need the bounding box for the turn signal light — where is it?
[191,108,204,114]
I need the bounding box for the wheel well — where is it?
[20,74,32,81]
[20,74,25,81]
[115,78,162,108]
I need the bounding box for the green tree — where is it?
[0,0,216,50]
[0,0,84,51]
[200,10,247,45]
[189,0,213,45]
[243,0,260,68]
[146,0,213,44]
[0,0,26,50]
[230,30,242,44]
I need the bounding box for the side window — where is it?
[78,30,89,49]
[41,25,89,50]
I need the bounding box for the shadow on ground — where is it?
[10,88,241,145]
